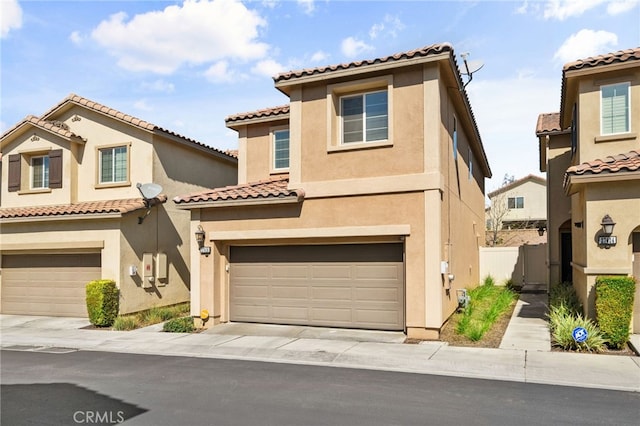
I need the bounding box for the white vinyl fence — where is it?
[480,244,547,286]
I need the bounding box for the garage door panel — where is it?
[230,244,404,331]
[1,254,100,317]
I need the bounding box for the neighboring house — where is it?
[486,174,547,230]
[537,47,640,331]
[175,43,492,339]
[0,94,237,317]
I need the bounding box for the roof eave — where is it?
[174,194,304,209]
[225,112,291,130]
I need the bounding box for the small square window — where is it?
[341,90,388,144]
[99,146,128,184]
[508,197,524,209]
[273,129,290,170]
[31,156,49,189]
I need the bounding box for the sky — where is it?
[1,0,639,192]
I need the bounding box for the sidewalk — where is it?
[2,298,639,393]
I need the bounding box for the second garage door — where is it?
[229,243,404,331]
[1,254,101,317]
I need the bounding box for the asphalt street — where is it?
[1,350,639,426]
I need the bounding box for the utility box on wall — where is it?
[156,252,167,285]
[142,253,154,288]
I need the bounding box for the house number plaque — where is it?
[598,236,617,246]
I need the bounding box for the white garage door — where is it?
[229,244,404,331]
[1,254,101,317]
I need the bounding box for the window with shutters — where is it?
[7,149,62,193]
[601,82,630,135]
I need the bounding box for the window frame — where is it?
[30,155,50,190]
[96,143,131,187]
[326,75,393,152]
[507,196,524,209]
[453,116,458,162]
[271,127,290,173]
[600,82,630,136]
[339,89,389,145]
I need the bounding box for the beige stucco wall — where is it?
[499,180,546,223]
[575,68,640,165]
[544,133,572,286]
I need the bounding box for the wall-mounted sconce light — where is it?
[574,221,583,228]
[195,225,211,256]
[537,227,546,236]
[600,214,616,236]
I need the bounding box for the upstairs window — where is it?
[99,146,128,184]
[508,196,524,209]
[31,156,49,189]
[601,82,630,135]
[341,90,388,144]
[273,129,290,170]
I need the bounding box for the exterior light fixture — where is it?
[537,227,545,237]
[195,225,211,256]
[600,214,616,236]
[574,221,583,228]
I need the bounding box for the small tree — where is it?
[486,174,514,246]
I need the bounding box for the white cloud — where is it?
[204,61,234,83]
[251,58,286,77]
[91,0,269,74]
[141,79,175,93]
[553,29,618,64]
[297,0,315,15]
[310,50,329,63]
[134,99,153,111]
[262,0,279,9]
[607,0,640,14]
[69,31,84,45]
[515,0,529,14]
[341,37,373,58]
[1,0,23,38]
[369,14,405,40]
[542,0,638,20]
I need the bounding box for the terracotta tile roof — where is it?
[535,112,565,135]
[565,150,640,180]
[274,43,453,83]
[224,149,239,158]
[487,174,546,198]
[174,175,304,205]
[560,48,640,127]
[39,94,236,160]
[225,105,290,125]
[1,115,85,142]
[0,196,167,220]
[563,47,640,73]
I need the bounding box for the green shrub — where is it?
[595,276,636,349]
[163,316,195,333]
[548,305,606,352]
[483,275,495,286]
[455,282,516,341]
[85,279,119,327]
[112,316,138,331]
[549,282,582,317]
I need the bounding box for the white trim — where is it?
[270,126,290,173]
[209,224,411,241]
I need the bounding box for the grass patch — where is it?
[111,302,190,331]
[454,281,517,342]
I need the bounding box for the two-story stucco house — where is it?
[486,174,547,230]
[175,43,492,339]
[0,94,237,317]
[537,48,640,331]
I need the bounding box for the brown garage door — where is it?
[230,244,404,331]
[1,254,101,317]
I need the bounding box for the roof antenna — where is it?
[460,52,484,89]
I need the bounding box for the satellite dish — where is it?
[459,52,484,89]
[137,182,163,200]
[460,60,484,75]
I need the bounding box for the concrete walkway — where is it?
[1,292,639,393]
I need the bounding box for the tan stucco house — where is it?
[0,94,237,317]
[175,43,492,339]
[486,174,547,230]
[537,47,640,331]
